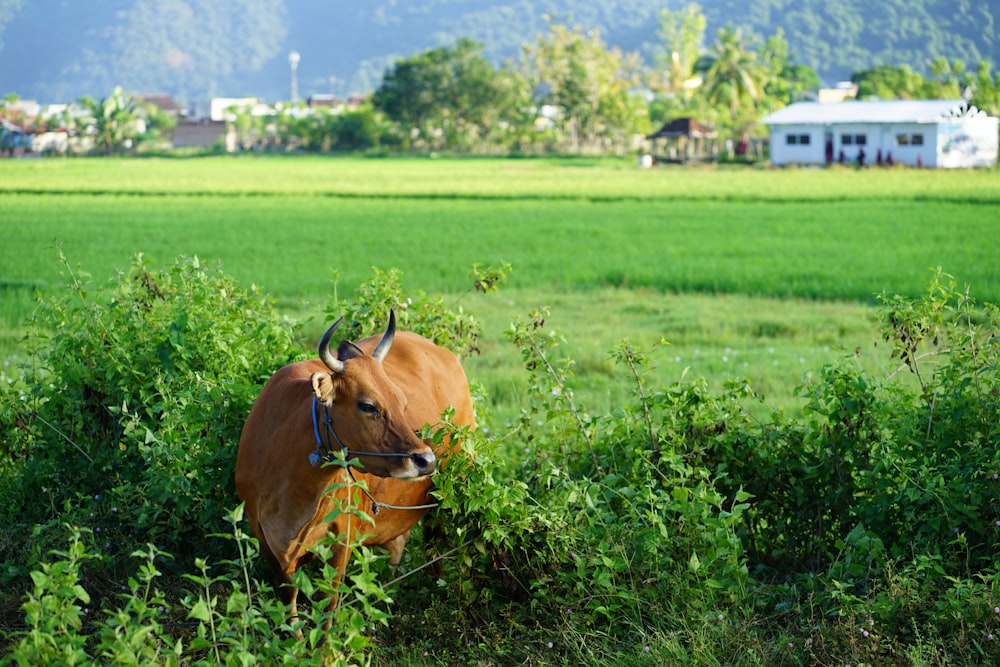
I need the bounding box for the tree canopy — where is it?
[6,2,999,157]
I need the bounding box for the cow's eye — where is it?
[358,401,380,416]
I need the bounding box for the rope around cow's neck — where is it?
[310,396,439,515]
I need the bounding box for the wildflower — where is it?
[645,646,651,652]
[994,607,999,614]
[862,630,869,638]
[993,473,999,480]
[717,613,725,622]
[547,642,553,649]
[988,633,994,641]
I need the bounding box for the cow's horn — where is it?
[318,316,346,373]
[371,309,396,362]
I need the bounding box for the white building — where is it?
[209,97,270,122]
[762,99,998,168]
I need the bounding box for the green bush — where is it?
[724,272,1000,581]
[1,509,375,666]
[4,260,1000,665]
[0,252,300,572]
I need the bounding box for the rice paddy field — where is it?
[1,155,998,420]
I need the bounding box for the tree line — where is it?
[4,4,1000,157]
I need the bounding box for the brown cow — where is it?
[235,310,475,626]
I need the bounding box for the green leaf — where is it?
[188,598,212,622]
[72,584,91,605]
[689,551,701,573]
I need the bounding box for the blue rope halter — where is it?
[308,396,439,514]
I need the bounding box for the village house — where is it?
[762,99,999,168]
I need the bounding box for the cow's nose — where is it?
[411,450,436,475]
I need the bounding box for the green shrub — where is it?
[326,262,509,358]
[2,509,375,666]
[5,259,1000,665]
[0,251,300,572]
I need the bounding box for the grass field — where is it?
[2,155,998,418]
[2,154,999,202]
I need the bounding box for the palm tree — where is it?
[699,26,765,117]
[77,87,140,155]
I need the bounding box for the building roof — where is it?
[762,99,986,125]
[137,94,183,114]
[308,94,343,107]
[647,117,717,139]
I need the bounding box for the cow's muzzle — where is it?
[399,449,436,478]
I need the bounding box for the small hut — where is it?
[646,118,718,164]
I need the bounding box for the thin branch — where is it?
[885,349,950,382]
[32,411,94,463]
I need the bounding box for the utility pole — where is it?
[288,50,301,103]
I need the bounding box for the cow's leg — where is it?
[385,531,410,573]
[254,519,303,637]
[321,543,352,632]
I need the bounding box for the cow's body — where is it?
[235,316,474,624]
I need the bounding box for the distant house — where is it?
[307,94,343,109]
[172,118,228,149]
[646,118,718,164]
[137,94,184,118]
[1,118,33,155]
[762,99,998,168]
[210,97,262,122]
[816,82,858,104]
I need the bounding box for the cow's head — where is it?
[310,310,436,479]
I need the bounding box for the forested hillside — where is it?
[0,0,995,105]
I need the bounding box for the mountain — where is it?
[1,0,996,107]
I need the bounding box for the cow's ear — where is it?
[337,340,365,361]
[311,372,336,405]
